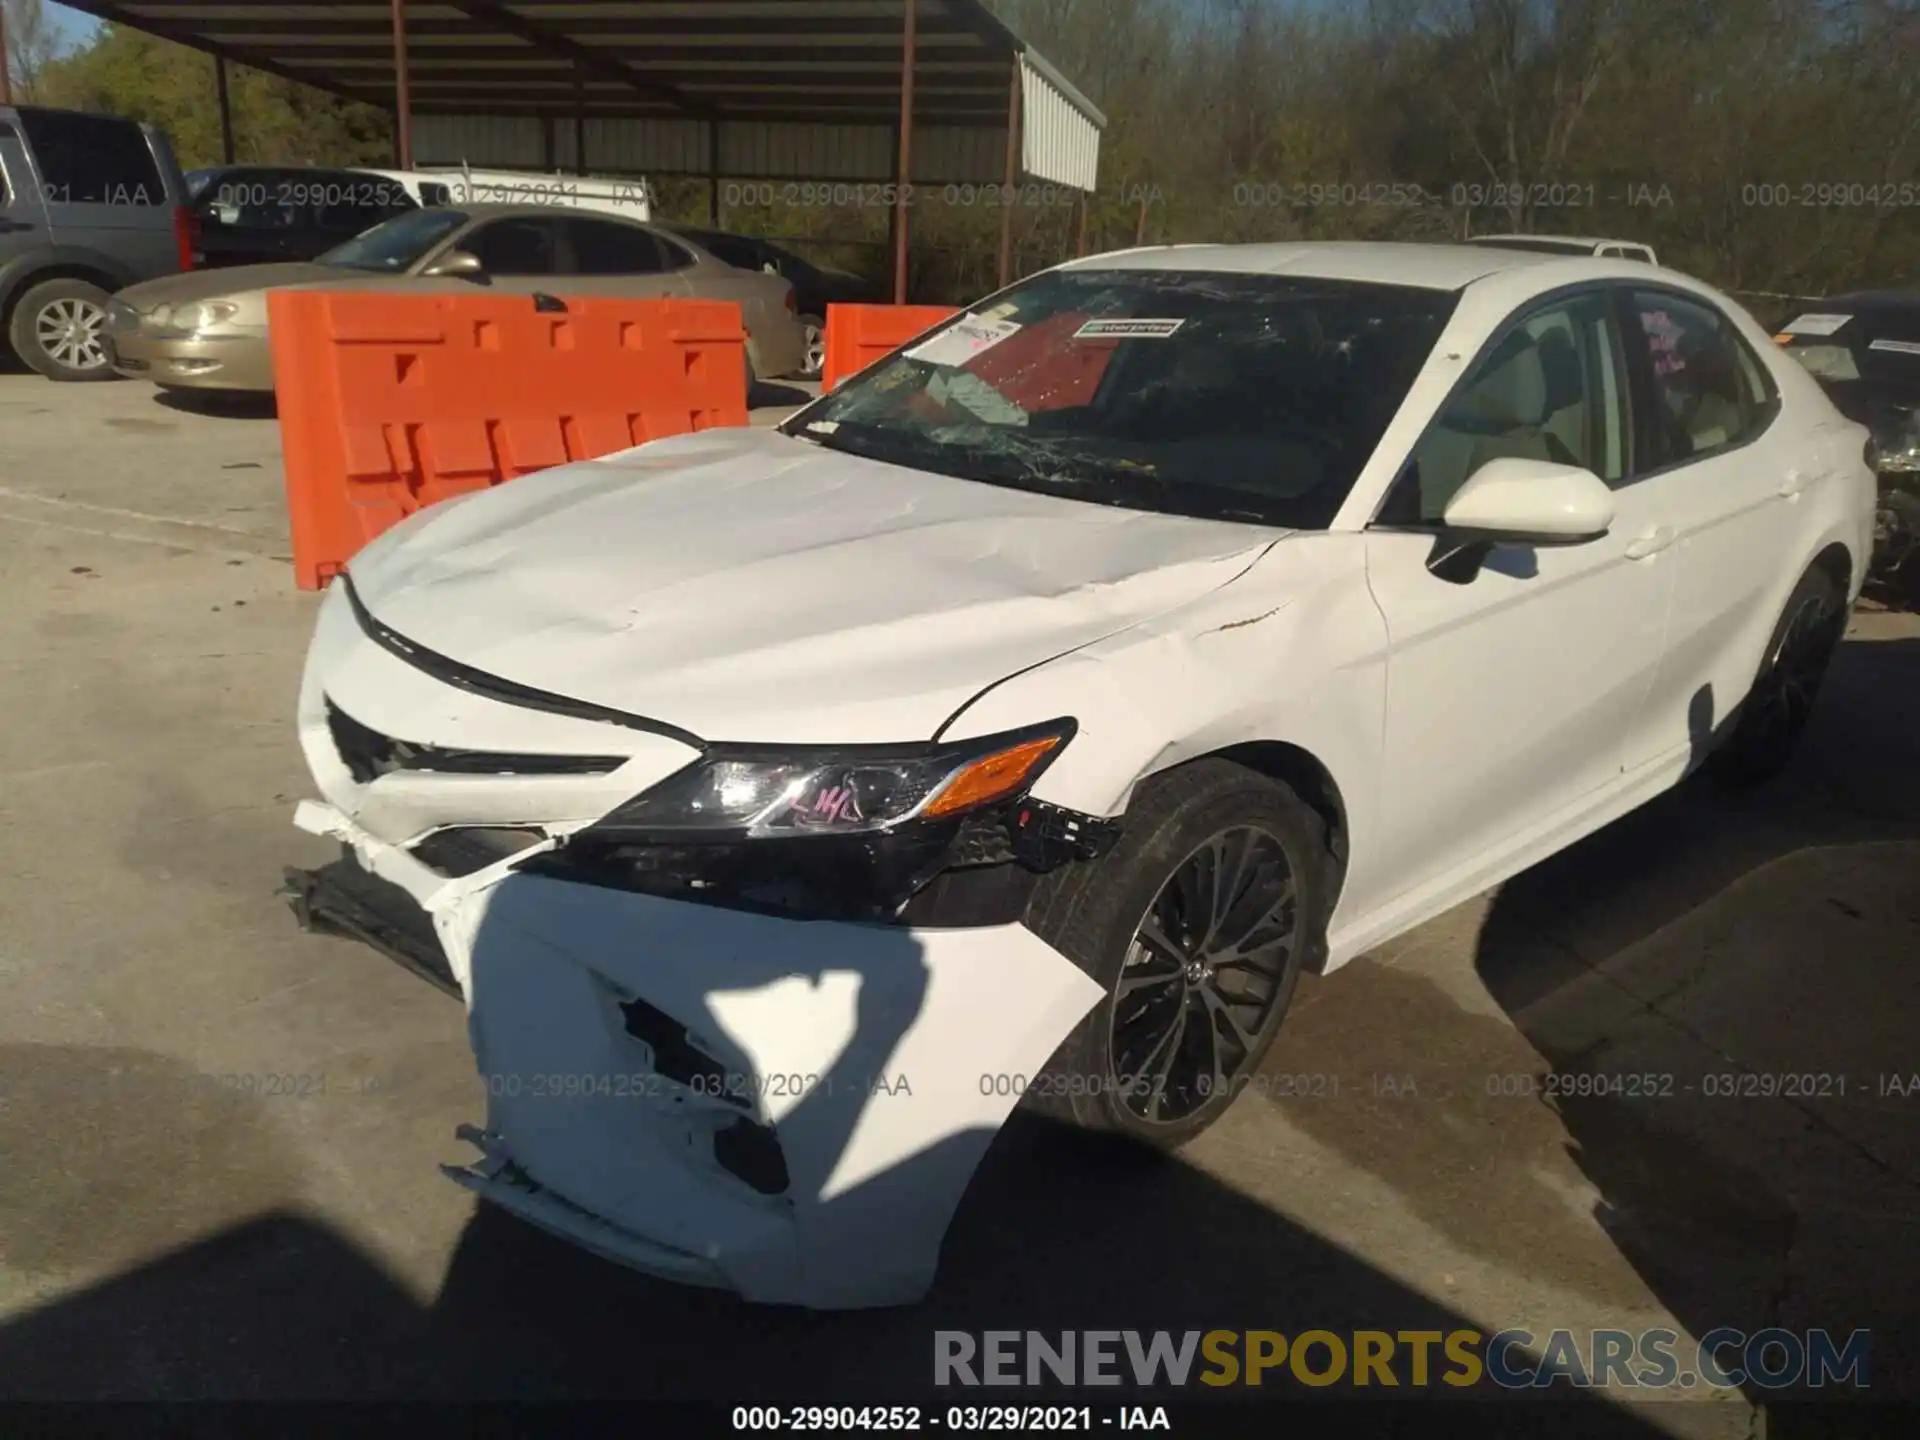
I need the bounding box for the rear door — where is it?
[1617,286,1826,759]
[554,216,689,299]
[18,108,177,283]
[0,118,52,264]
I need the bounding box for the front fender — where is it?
[940,533,1391,953]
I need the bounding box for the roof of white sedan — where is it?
[1060,240,1586,291]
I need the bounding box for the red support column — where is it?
[996,61,1021,289]
[891,0,917,305]
[216,54,236,164]
[391,0,413,169]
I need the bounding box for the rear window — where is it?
[18,109,165,206]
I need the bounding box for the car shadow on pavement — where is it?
[151,388,279,421]
[0,1150,1669,1434]
[0,1037,1661,1429]
[1473,632,1920,1424]
[750,378,814,410]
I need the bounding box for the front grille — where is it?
[324,699,625,785]
[409,826,546,878]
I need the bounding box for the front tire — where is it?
[9,278,117,381]
[1711,565,1847,784]
[1022,760,1330,1148]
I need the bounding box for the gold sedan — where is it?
[105,202,808,394]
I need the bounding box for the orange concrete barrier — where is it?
[270,290,749,590]
[821,302,958,391]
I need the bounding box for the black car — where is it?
[1775,291,1920,591]
[669,227,883,378]
[187,166,422,268]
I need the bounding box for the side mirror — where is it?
[422,248,484,279]
[1442,457,1615,543]
[1429,458,1615,583]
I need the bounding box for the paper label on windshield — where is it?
[1868,338,1920,356]
[905,317,1021,368]
[1780,313,1853,336]
[1074,317,1186,339]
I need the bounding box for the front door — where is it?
[0,119,50,262]
[1358,287,1678,910]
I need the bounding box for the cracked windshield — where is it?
[792,270,1456,528]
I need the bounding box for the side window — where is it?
[565,217,667,275]
[0,121,17,204]
[419,182,453,207]
[659,237,699,271]
[1860,309,1920,388]
[464,218,563,276]
[695,233,761,269]
[1630,291,1773,466]
[198,169,303,231]
[17,110,165,205]
[1391,291,1626,523]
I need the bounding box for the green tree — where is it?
[32,23,393,169]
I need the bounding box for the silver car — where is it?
[105,202,808,394]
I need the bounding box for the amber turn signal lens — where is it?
[922,735,1063,818]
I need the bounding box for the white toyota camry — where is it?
[288,242,1876,1309]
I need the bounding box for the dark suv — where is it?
[1776,290,1920,591]
[0,105,194,381]
[186,165,424,269]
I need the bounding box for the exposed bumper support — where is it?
[288,798,1105,1308]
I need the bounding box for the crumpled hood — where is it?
[348,427,1284,744]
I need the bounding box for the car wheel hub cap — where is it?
[37,299,107,370]
[1108,825,1297,1125]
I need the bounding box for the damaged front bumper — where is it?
[291,797,1105,1308]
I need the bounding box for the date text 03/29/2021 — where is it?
[731,1406,1171,1433]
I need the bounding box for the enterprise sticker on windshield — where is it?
[1779,313,1853,337]
[1074,317,1186,339]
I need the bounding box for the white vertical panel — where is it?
[1018,56,1099,192]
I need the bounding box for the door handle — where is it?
[0,217,36,233]
[1624,525,1675,560]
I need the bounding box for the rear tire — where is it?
[9,278,117,382]
[1710,566,1847,785]
[798,315,825,380]
[1022,759,1330,1149]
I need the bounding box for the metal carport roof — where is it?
[58,2,1105,296]
[55,3,1104,184]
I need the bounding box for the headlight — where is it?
[146,302,173,329]
[594,720,1075,840]
[177,300,240,332]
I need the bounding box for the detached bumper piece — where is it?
[281,849,460,997]
[441,1124,731,1291]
